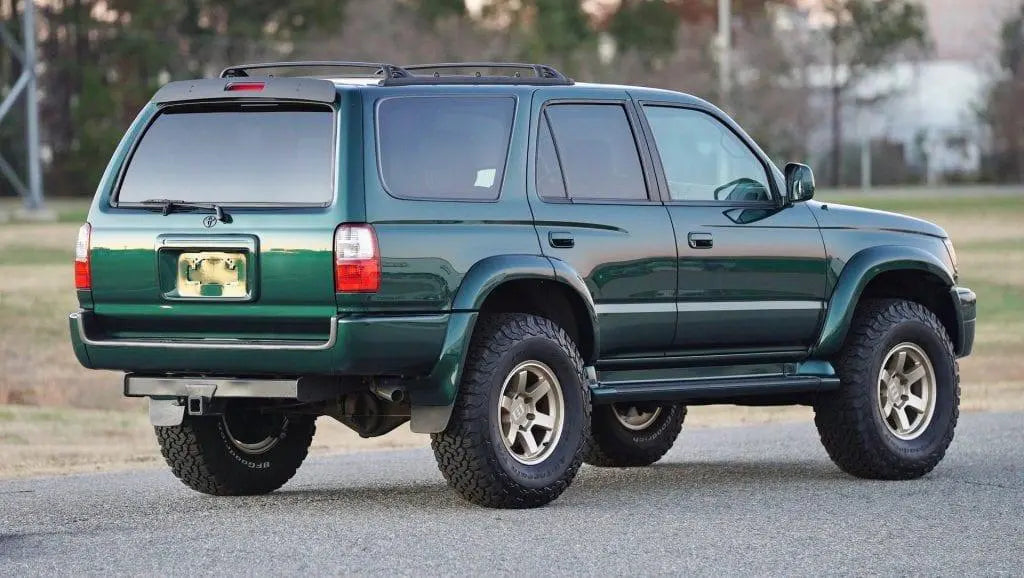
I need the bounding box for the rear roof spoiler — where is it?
[151,77,337,104]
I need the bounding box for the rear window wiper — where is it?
[140,199,231,223]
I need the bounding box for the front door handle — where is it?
[549,231,575,249]
[687,232,713,249]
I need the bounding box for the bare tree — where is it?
[821,0,929,186]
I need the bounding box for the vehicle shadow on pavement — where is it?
[567,459,848,501]
[271,459,848,511]
[275,480,457,508]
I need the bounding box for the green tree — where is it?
[32,0,350,196]
[980,3,1024,182]
[607,0,680,66]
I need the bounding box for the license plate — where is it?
[176,252,247,298]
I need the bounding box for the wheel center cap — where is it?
[509,398,527,424]
[887,382,901,404]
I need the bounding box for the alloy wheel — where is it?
[877,342,937,440]
[498,360,565,464]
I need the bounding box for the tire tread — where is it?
[814,298,960,479]
[155,415,315,496]
[584,405,685,467]
[430,313,590,508]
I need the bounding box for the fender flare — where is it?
[450,255,598,352]
[409,254,599,433]
[811,245,955,357]
[450,254,556,311]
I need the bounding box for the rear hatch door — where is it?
[87,89,344,346]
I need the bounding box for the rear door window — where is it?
[542,104,648,201]
[536,117,567,199]
[117,103,335,205]
[377,96,515,200]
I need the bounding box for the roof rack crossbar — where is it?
[386,62,573,86]
[220,61,411,80]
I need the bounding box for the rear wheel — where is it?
[585,403,685,467]
[814,298,959,479]
[431,313,590,508]
[155,402,315,496]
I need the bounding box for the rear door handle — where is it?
[687,232,713,249]
[549,231,575,249]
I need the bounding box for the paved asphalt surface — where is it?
[2,412,1021,576]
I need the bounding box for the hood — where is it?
[809,201,948,238]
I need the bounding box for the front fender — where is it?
[811,245,955,357]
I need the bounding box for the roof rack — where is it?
[220,61,410,80]
[387,62,574,86]
[217,60,575,87]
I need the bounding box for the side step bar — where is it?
[590,374,841,404]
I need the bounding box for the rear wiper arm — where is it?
[140,199,231,223]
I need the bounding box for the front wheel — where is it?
[814,298,960,479]
[431,313,590,508]
[155,402,316,496]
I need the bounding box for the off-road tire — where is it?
[155,411,316,496]
[814,298,959,479]
[585,403,686,467]
[431,313,590,508]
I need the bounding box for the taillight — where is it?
[74,223,91,290]
[334,224,380,293]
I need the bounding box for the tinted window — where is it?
[545,104,647,201]
[536,117,566,199]
[118,104,334,204]
[378,97,514,200]
[644,106,772,202]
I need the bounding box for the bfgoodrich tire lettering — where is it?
[431,313,590,508]
[155,408,315,496]
[814,298,960,479]
[585,403,685,467]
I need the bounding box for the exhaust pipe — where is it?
[371,385,405,403]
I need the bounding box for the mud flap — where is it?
[410,404,454,434]
[149,398,185,426]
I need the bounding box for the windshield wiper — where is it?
[140,199,231,223]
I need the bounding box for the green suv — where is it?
[69,61,976,508]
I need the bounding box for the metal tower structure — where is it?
[0,0,44,212]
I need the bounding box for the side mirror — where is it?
[784,163,815,203]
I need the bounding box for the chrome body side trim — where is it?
[595,300,823,315]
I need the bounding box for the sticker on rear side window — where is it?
[474,168,497,188]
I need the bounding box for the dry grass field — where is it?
[0,188,1021,477]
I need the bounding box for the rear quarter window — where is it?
[116,103,335,205]
[376,96,515,201]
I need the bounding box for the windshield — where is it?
[117,103,335,205]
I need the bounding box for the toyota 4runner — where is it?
[69,61,976,508]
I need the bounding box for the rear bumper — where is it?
[952,286,976,358]
[126,375,305,398]
[69,310,449,376]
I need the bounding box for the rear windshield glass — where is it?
[117,103,334,205]
[377,96,515,200]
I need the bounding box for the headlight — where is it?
[943,238,958,274]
